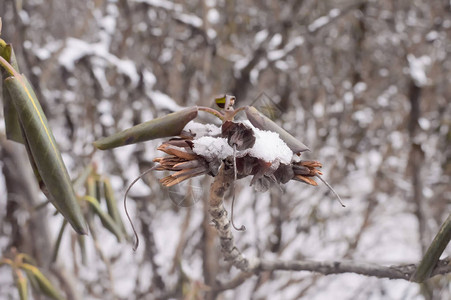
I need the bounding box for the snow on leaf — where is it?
[148,90,184,112]
[183,121,222,137]
[191,122,293,165]
[308,9,341,32]
[245,126,293,165]
[58,38,140,87]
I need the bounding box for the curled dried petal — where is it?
[293,174,318,186]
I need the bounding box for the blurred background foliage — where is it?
[0,0,450,299]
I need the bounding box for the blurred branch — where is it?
[255,258,451,281]
[209,163,451,282]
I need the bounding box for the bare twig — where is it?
[255,258,451,281]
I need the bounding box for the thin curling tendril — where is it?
[124,166,157,251]
[316,174,345,207]
[231,144,246,232]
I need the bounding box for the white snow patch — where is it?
[308,9,340,32]
[418,117,430,130]
[267,37,304,61]
[234,56,251,72]
[353,82,367,94]
[58,38,140,87]
[353,107,373,127]
[148,90,184,111]
[193,137,233,161]
[247,127,293,164]
[269,33,282,49]
[18,10,30,24]
[192,123,293,164]
[175,13,203,28]
[407,54,431,87]
[183,121,221,137]
[254,29,268,44]
[207,28,217,39]
[207,8,220,24]
[142,69,157,89]
[313,102,324,118]
[134,0,181,11]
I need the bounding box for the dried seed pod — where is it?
[222,121,256,150]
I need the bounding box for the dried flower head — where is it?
[154,121,322,192]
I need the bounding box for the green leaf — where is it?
[20,264,64,300]
[51,220,68,263]
[93,107,198,150]
[73,164,94,190]
[14,269,28,300]
[77,234,87,265]
[5,75,87,234]
[83,195,123,242]
[103,177,127,236]
[0,42,23,143]
[411,213,451,282]
[245,106,310,154]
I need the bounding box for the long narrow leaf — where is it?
[20,264,64,300]
[51,219,68,263]
[93,107,198,150]
[73,163,94,190]
[245,106,310,153]
[83,195,123,242]
[411,213,451,282]
[0,42,23,143]
[77,234,87,265]
[14,269,28,300]
[103,177,127,234]
[5,75,87,234]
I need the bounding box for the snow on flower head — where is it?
[192,136,233,161]
[154,120,322,189]
[190,121,293,164]
[246,126,292,164]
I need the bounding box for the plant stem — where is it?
[0,55,19,77]
[208,164,252,271]
[411,213,451,282]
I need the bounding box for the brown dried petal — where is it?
[172,160,203,170]
[300,160,322,168]
[158,144,197,160]
[292,164,311,175]
[293,175,318,186]
[171,167,207,179]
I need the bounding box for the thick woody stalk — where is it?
[208,164,253,271]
